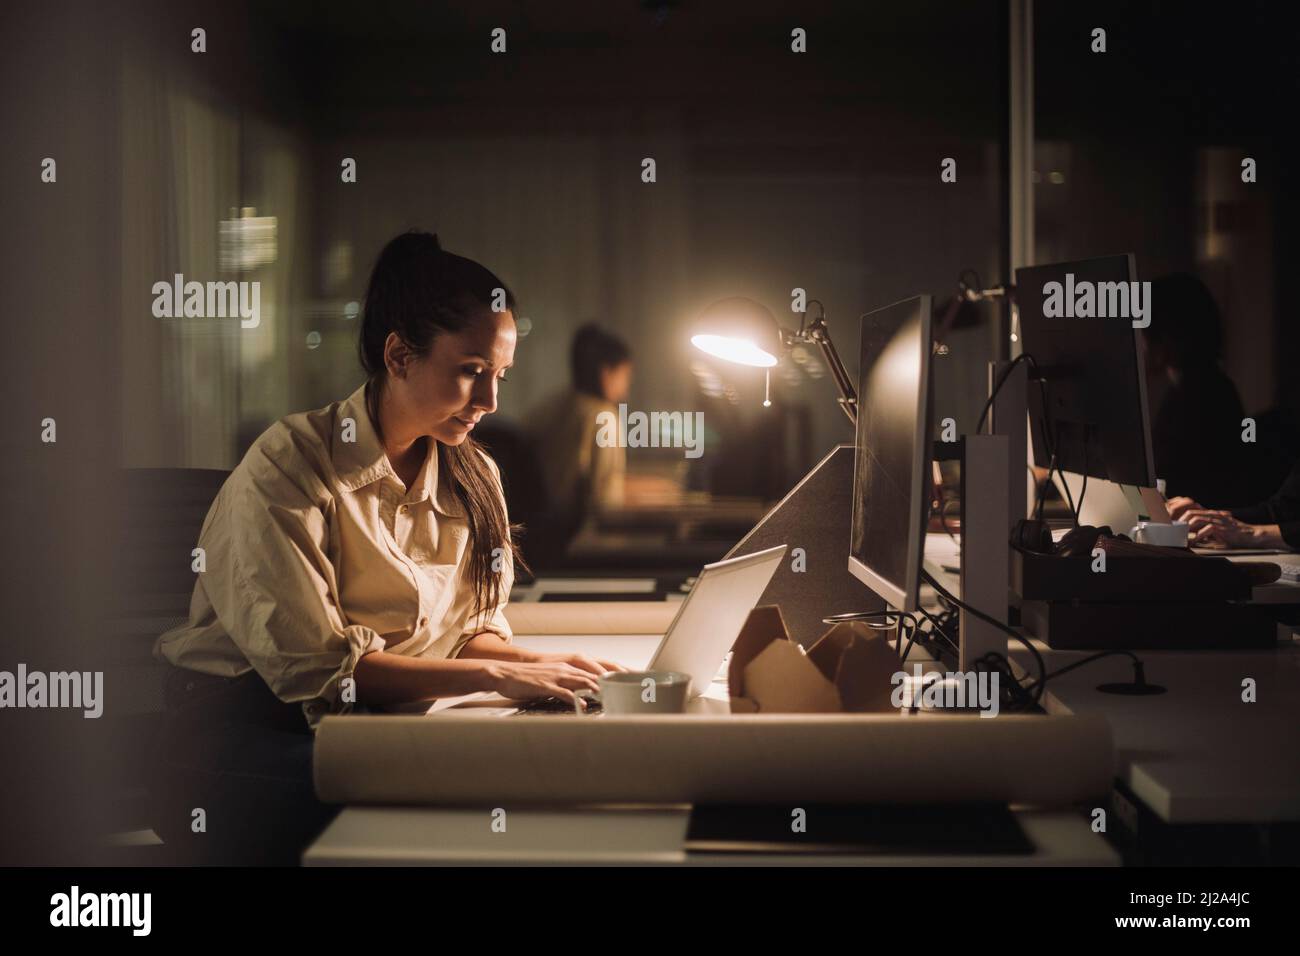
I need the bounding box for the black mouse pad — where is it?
[685,803,1035,856]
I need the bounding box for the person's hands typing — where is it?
[1184,510,1261,549]
[532,651,627,678]
[486,660,603,705]
[1165,496,1208,521]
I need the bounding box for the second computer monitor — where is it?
[1015,254,1156,487]
[848,295,933,613]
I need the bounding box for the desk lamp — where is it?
[690,296,859,425]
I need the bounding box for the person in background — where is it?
[1143,273,1259,508]
[1168,458,1300,550]
[526,324,633,544]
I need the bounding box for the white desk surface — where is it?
[925,533,1300,823]
[314,630,1116,866]
[1025,646,1300,824]
[304,805,1116,867]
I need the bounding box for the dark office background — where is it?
[1,0,1297,862]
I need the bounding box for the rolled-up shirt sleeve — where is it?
[1230,461,1300,550]
[210,443,385,725]
[452,601,513,659]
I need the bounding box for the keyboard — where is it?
[511,695,602,716]
[1279,563,1300,583]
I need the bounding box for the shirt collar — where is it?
[332,382,465,517]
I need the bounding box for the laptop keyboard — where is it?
[511,696,602,716]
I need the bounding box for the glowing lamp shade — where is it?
[690,334,778,367]
[689,297,783,368]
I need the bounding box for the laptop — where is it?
[513,544,788,715]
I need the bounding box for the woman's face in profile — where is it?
[397,309,517,446]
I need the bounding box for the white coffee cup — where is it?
[598,670,692,714]
[1129,521,1189,548]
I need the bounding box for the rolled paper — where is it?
[315,712,1114,808]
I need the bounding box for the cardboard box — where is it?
[728,605,901,713]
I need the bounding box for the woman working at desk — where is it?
[1168,459,1300,550]
[152,231,621,863]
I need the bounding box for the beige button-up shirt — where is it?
[154,382,514,730]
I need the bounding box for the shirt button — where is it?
[418,617,429,628]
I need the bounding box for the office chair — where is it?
[473,421,576,573]
[109,467,229,860]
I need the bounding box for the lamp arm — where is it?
[963,283,1014,303]
[954,266,1015,305]
[788,306,857,426]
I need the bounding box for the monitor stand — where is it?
[1053,471,1169,533]
[958,434,1011,670]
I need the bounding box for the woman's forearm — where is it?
[352,649,497,706]
[457,631,540,663]
[1251,523,1286,549]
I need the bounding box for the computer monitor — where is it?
[847,295,933,613]
[1015,254,1156,487]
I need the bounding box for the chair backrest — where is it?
[120,468,231,617]
[111,468,230,715]
[472,422,562,573]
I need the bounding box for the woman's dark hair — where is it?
[358,230,525,620]
[571,323,631,399]
[1147,273,1225,372]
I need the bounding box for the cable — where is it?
[920,567,1046,702]
[1027,649,1141,691]
[821,609,915,627]
[1034,427,1082,527]
[977,352,1078,525]
[973,652,1041,712]
[1034,441,1078,525]
[898,614,921,663]
[1075,434,1090,524]
[1058,463,1079,526]
[1033,452,1054,522]
[914,603,960,659]
[921,570,1157,707]
[975,352,1037,436]
[820,609,920,663]
[911,599,1038,712]
[932,493,960,545]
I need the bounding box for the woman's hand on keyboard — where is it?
[532,652,628,678]
[486,661,602,704]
